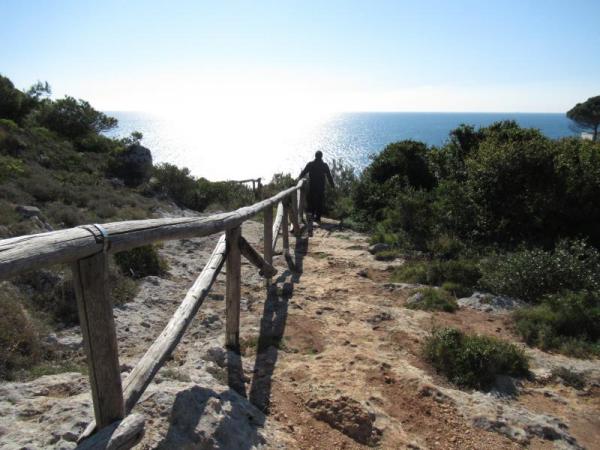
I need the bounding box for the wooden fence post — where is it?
[296,188,303,225]
[225,226,242,349]
[288,197,301,237]
[282,203,290,258]
[72,252,125,430]
[263,205,273,286]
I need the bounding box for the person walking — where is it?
[298,151,335,233]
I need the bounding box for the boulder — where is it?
[113,144,153,187]
[16,205,41,219]
[368,243,390,254]
[457,292,525,313]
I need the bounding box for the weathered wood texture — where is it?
[77,413,145,450]
[225,226,242,349]
[288,197,301,237]
[282,205,290,256]
[122,235,226,411]
[271,202,284,253]
[0,182,306,281]
[297,178,307,224]
[239,236,277,278]
[72,252,125,429]
[263,205,273,285]
[81,235,228,440]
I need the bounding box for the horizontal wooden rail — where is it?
[1,177,309,449]
[0,181,305,281]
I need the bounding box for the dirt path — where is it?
[231,219,600,450]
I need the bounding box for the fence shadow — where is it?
[225,234,308,419]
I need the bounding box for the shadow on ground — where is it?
[229,234,308,416]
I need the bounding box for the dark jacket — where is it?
[299,159,335,193]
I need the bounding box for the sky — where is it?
[2,0,600,114]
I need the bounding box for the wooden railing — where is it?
[230,177,263,199]
[0,179,308,449]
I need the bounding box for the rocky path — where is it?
[1,218,599,449]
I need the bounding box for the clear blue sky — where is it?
[2,0,599,113]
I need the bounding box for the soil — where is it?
[1,215,599,449]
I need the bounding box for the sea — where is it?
[106,112,575,181]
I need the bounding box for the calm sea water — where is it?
[106,112,575,181]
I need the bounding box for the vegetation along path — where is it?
[1,216,599,449]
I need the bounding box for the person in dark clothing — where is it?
[298,151,335,224]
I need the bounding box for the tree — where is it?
[37,96,117,140]
[0,75,25,121]
[567,96,600,142]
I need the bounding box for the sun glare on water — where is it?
[108,76,339,181]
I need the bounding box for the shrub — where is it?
[0,155,25,182]
[392,258,480,290]
[391,261,428,284]
[479,239,600,303]
[89,199,118,219]
[115,245,169,278]
[20,170,62,202]
[408,287,458,312]
[551,367,586,390]
[354,141,435,223]
[442,281,472,298]
[45,201,85,227]
[427,259,481,287]
[15,269,79,326]
[109,267,139,305]
[77,134,117,153]
[423,327,529,389]
[426,234,466,260]
[325,159,358,222]
[0,284,42,380]
[152,163,208,211]
[513,290,600,357]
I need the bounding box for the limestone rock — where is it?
[16,205,42,219]
[457,292,525,313]
[306,396,382,445]
[368,243,390,254]
[113,144,153,187]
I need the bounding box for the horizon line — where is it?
[103,110,569,115]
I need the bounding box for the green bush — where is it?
[551,367,586,390]
[325,159,358,222]
[355,121,600,252]
[423,327,529,389]
[513,290,600,357]
[426,234,466,260]
[115,245,169,278]
[391,261,428,284]
[442,281,472,298]
[152,163,254,212]
[77,134,117,153]
[0,284,42,380]
[354,141,435,224]
[392,258,480,291]
[407,287,458,312]
[479,240,600,303]
[45,202,85,227]
[0,155,25,182]
[15,269,79,325]
[109,267,139,305]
